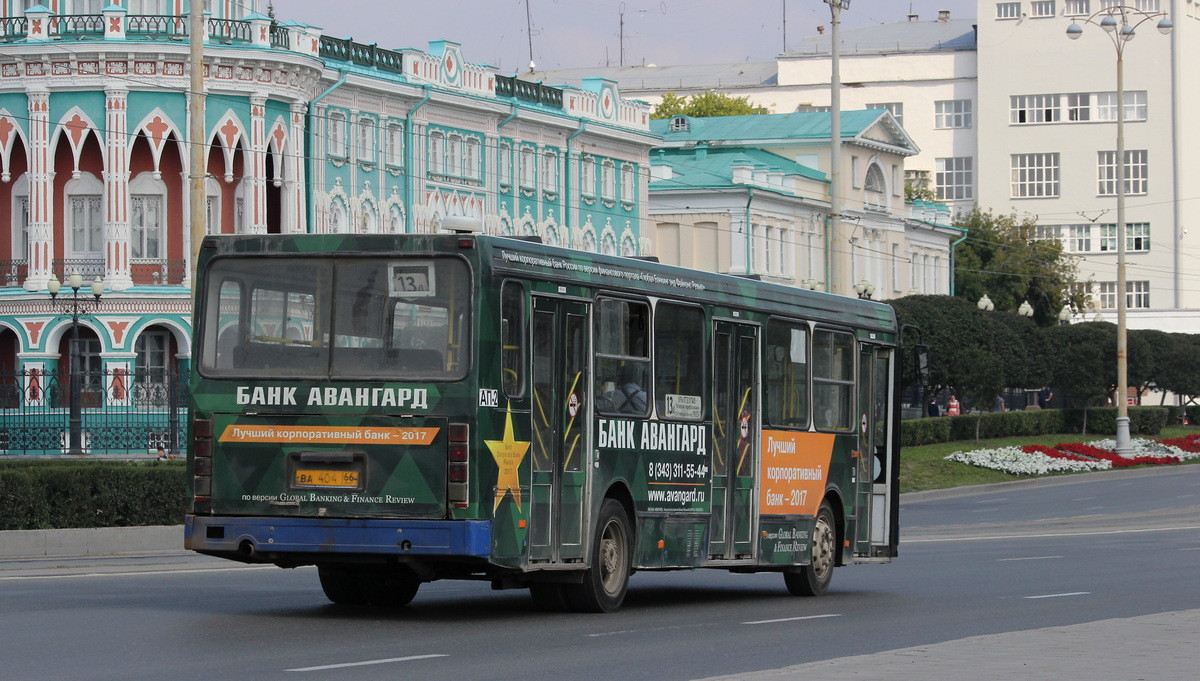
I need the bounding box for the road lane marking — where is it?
[998,555,1062,562]
[971,508,1000,513]
[1025,592,1090,599]
[743,613,842,625]
[286,654,447,672]
[588,622,719,638]
[905,525,1200,543]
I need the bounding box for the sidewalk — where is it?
[696,609,1200,681]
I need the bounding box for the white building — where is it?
[977,0,1196,331]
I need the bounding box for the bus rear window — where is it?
[199,257,471,380]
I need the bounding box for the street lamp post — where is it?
[855,279,875,300]
[824,0,850,296]
[48,272,103,456]
[1067,5,1172,457]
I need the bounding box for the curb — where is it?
[0,525,182,559]
[899,461,1200,503]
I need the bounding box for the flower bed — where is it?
[945,435,1198,476]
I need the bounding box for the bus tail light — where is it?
[448,422,469,508]
[192,418,213,500]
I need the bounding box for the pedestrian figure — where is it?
[927,396,940,417]
[1038,385,1053,409]
[946,395,961,417]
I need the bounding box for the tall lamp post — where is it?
[824,0,850,296]
[1067,5,1172,457]
[48,272,103,456]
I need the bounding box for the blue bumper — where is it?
[185,515,492,557]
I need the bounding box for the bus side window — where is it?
[500,281,526,398]
[595,297,651,417]
[653,302,705,420]
[765,319,809,428]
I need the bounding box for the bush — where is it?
[0,461,186,531]
[901,409,1069,446]
[1062,406,1169,436]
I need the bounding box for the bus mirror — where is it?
[914,344,931,386]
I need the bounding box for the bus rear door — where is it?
[528,297,590,564]
[855,344,896,559]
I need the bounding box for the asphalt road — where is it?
[2,466,1197,681]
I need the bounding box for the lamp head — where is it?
[47,277,60,296]
[1158,17,1173,35]
[1066,23,1083,40]
[91,277,104,298]
[1100,15,1118,32]
[67,271,83,290]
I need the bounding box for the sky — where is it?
[274,0,977,74]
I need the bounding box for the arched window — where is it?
[130,172,167,260]
[64,173,103,260]
[864,163,887,209]
[134,327,172,407]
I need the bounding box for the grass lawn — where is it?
[900,425,1199,494]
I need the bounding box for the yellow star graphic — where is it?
[485,407,531,513]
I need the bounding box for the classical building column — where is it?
[23,87,53,291]
[288,102,307,233]
[247,94,268,234]
[103,85,133,290]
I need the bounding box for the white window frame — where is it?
[620,163,636,203]
[1030,1,1056,18]
[356,117,374,163]
[428,131,445,175]
[64,173,104,258]
[996,2,1021,19]
[10,174,29,265]
[1096,91,1148,122]
[328,111,346,158]
[129,172,167,260]
[385,124,404,167]
[498,141,512,187]
[1098,150,1148,196]
[864,163,887,209]
[464,137,480,180]
[1065,0,1090,15]
[519,146,536,189]
[1098,281,1118,310]
[1066,93,1091,121]
[934,99,972,129]
[1069,224,1091,252]
[1010,153,1060,198]
[601,159,616,200]
[1011,94,1061,124]
[580,155,595,197]
[1128,280,1150,309]
[935,157,973,201]
[541,150,559,192]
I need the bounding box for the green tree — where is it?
[1044,321,1116,432]
[650,91,768,119]
[904,177,936,203]
[953,208,1087,326]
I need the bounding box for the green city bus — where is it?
[185,232,903,612]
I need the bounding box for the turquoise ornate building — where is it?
[0,1,656,453]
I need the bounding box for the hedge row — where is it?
[0,461,186,531]
[901,406,1170,447]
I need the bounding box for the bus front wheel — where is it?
[784,499,836,597]
[565,498,632,613]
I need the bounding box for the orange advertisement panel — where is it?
[759,430,835,516]
[219,425,439,446]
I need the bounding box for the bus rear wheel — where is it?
[784,499,836,597]
[564,498,632,613]
[318,565,421,607]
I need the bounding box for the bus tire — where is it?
[565,498,632,613]
[318,565,367,605]
[784,499,836,597]
[359,567,420,607]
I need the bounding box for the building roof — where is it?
[787,18,978,57]
[650,146,827,194]
[648,109,918,156]
[522,61,777,94]
[520,18,976,95]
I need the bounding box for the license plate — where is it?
[294,469,360,488]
